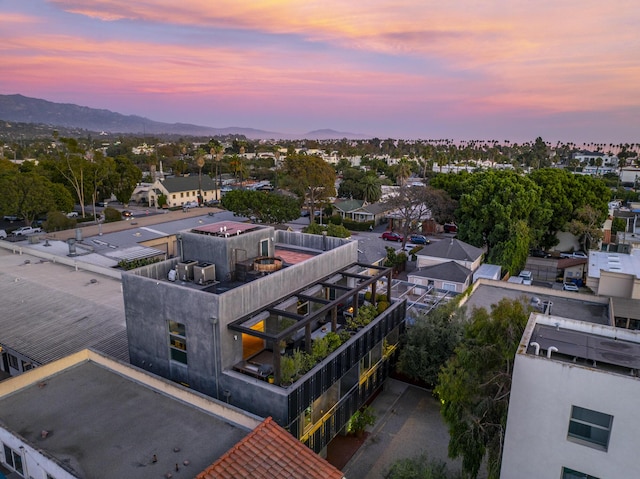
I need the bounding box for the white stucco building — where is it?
[501,313,640,479]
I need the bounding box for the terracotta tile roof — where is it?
[197,417,345,479]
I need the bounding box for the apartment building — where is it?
[500,312,640,478]
[121,220,406,453]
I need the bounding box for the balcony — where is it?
[232,297,405,387]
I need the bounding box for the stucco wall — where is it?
[501,352,640,478]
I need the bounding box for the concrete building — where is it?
[121,220,407,454]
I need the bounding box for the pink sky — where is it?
[1,1,639,142]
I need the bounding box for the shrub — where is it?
[342,218,374,231]
[280,356,296,384]
[328,214,343,225]
[325,331,343,352]
[43,211,76,232]
[103,206,122,223]
[347,406,376,436]
[376,301,390,315]
[311,337,330,362]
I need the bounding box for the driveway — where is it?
[342,378,488,479]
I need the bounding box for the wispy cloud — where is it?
[0,0,637,140]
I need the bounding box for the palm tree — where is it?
[361,175,382,204]
[395,159,412,186]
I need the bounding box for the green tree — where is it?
[361,173,382,203]
[568,205,605,252]
[108,155,142,205]
[385,455,464,479]
[384,186,457,249]
[529,169,609,249]
[221,189,301,224]
[281,154,336,219]
[456,170,550,274]
[435,297,531,479]
[397,302,465,387]
[0,171,57,225]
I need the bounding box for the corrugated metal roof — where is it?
[0,269,128,365]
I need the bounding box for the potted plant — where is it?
[280,355,296,386]
[348,406,376,438]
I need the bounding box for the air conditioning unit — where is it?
[194,262,216,284]
[177,260,198,281]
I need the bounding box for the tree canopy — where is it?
[281,154,336,218]
[397,302,465,388]
[221,189,301,224]
[456,170,550,273]
[435,297,531,479]
[383,185,456,248]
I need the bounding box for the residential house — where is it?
[415,238,483,272]
[459,280,640,478]
[619,167,640,187]
[333,199,392,226]
[121,221,406,454]
[137,176,220,208]
[407,261,472,293]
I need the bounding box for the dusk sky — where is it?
[1,1,639,142]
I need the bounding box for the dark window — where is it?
[562,467,600,479]
[3,444,24,475]
[168,320,188,365]
[568,405,612,450]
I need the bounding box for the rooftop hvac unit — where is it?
[177,260,198,281]
[194,262,216,284]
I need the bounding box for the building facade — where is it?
[501,313,640,478]
[122,221,406,453]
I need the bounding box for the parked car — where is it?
[530,249,551,258]
[381,231,404,242]
[518,270,533,285]
[560,251,588,259]
[3,215,19,222]
[409,234,430,245]
[443,223,458,233]
[95,201,109,207]
[121,210,133,218]
[0,229,7,240]
[184,201,199,209]
[14,226,41,236]
[66,211,79,218]
[563,282,580,292]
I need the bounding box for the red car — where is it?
[382,231,404,242]
[443,223,458,233]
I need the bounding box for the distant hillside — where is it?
[0,94,369,140]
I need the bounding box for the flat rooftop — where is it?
[588,249,640,279]
[524,314,640,376]
[0,358,252,478]
[0,248,129,364]
[464,281,610,325]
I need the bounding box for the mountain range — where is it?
[0,94,368,140]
